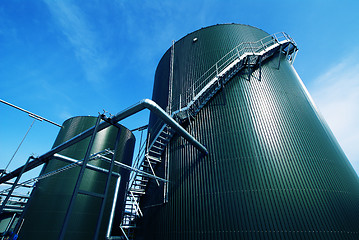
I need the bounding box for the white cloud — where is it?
[43,1,108,83]
[309,53,359,175]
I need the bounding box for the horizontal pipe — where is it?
[3,199,27,205]
[0,122,112,184]
[0,98,62,127]
[0,159,44,184]
[0,193,29,199]
[53,154,121,177]
[3,182,33,188]
[53,153,167,183]
[1,208,23,213]
[2,205,24,210]
[96,155,168,182]
[0,99,208,183]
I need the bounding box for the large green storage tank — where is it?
[137,24,359,239]
[19,116,135,239]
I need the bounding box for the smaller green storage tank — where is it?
[19,116,135,239]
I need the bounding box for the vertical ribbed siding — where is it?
[139,24,359,240]
[149,24,269,135]
[19,116,135,240]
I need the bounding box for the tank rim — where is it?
[177,23,269,43]
[155,23,270,75]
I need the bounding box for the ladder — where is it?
[0,148,118,239]
[59,115,121,240]
[119,32,297,240]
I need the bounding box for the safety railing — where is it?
[171,32,296,113]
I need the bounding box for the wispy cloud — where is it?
[43,1,108,83]
[309,52,359,174]
[112,1,214,79]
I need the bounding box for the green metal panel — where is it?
[140,24,359,239]
[19,116,135,240]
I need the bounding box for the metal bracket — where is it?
[258,56,262,81]
[130,191,143,217]
[145,155,160,186]
[277,45,283,70]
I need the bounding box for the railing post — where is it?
[291,50,298,65]
[277,45,283,70]
[260,40,265,50]
[285,32,290,41]
[179,94,182,111]
[273,34,279,42]
[250,42,255,54]
[236,47,241,59]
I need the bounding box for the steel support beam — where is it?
[0,99,208,184]
[0,156,33,215]
[106,176,121,240]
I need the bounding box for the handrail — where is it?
[171,32,297,112]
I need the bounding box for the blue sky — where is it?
[1,0,359,183]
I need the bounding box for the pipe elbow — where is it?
[141,99,167,117]
[141,99,158,110]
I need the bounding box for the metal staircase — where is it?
[120,123,174,240]
[171,32,297,120]
[119,32,297,240]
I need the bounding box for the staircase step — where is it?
[146,155,161,162]
[132,183,147,188]
[160,131,173,138]
[133,179,148,184]
[130,190,145,195]
[130,186,145,191]
[151,145,165,151]
[140,163,151,168]
[149,149,162,156]
[133,178,148,183]
[157,135,170,141]
[155,141,166,146]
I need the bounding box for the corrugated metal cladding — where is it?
[19,116,135,240]
[138,24,359,240]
